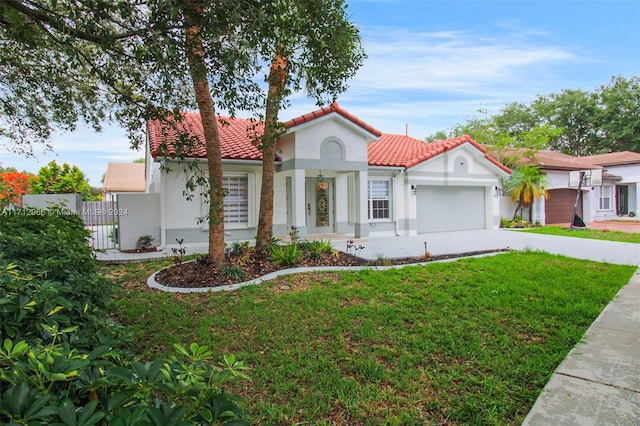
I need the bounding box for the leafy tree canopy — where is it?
[0,170,35,207]
[435,75,640,158]
[30,160,98,200]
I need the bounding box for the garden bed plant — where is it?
[155,227,508,289]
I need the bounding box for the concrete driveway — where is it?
[342,229,640,266]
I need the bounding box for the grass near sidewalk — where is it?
[104,251,636,425]
[519,225,640,244]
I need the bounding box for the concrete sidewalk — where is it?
[522,269,640,425]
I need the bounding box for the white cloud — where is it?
[282,23,578,138]
[353,27,576,93]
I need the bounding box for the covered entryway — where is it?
[417,186,485,233]
[545,189,583,224]
[305,178,335,234]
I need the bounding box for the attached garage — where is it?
[545,189,582,224]
[417,186,486,233]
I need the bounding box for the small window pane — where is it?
[368,180,390,220]
[599,186,612,210]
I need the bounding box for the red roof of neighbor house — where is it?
[368,134,512,173]
[531,150,603,171]
[283,102,382,137]
[148,112,265,160]
[581,151,640,166]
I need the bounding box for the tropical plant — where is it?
[135,234,155,251]
[229,241,250,257]
[503,166,550,222]
[270,244,301,266]
[218,263,247,282]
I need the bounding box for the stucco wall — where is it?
[22,193,82,212]
[158,160,265,246]
[118,193,160,251]
[281,117,369,162]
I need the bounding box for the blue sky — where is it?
[1,0,639,186]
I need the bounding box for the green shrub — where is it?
[298,239,333,261]
[135,234,155,250]
[229,240,250,256]
[0,210,250,425]
[219,263,246,282]
[270,244,301,266]
[500,217,535,229]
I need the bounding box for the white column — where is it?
[291,169,307,239]
[354,170,369,238]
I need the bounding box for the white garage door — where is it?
[417,186,486,233]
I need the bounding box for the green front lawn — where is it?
[521,225,640,244]
[105,251,636,425]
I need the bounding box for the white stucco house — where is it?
[143,103,511,248]
[519,151,603,225]
[499,150,639,226]
[581,151,640,220]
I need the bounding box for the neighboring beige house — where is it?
[143,103,512,248]
[103,162,146,199]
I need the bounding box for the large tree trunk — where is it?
[184,8,225,266]
[256,54,288,250]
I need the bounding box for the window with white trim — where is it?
[598,185,612,210]
[223,175,249,225]
[368,179,391,220]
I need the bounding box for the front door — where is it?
[616,185,629,215]
[305,178,334,234]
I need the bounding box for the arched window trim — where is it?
[320,138,346,161]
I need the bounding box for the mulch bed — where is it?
[155,247,510,289]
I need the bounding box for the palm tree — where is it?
[504,166,550,222]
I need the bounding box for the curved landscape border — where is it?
[147,250,510,293]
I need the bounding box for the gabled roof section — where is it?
[103,162,145,192]
[581,151,640,166]
[283,102,382,138]
[147,112,265,161]
[368,134,511,173]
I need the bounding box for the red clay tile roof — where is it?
[581,151,640,166]
[148,112,265,161]
[148,109,510,174]
[283,102,382,137]
[103,162,145,192]
[148,104,381,161]
[368,134,511,173]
